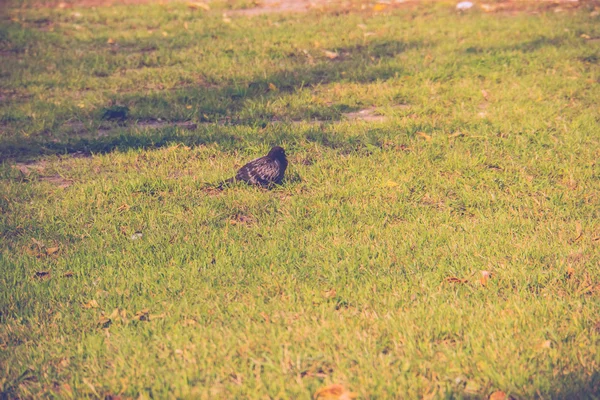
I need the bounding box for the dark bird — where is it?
[220,146,288,188]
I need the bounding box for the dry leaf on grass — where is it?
[480,270,491,286]
[566,267,575,279]
[46,247,59,255]
[489,390,513,400]
[268,82,278,91]
[188,2,210,10]
[323,289,337,299]
[444,277,468,284]
[417,132,432,142]
[323,50,339,59]
[83,300,99,309]
[314,384,357,400]
[134,309,150,321]
[98,316,112,328]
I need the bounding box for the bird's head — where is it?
[267,146,287,161]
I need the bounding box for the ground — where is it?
[0,0,599,399]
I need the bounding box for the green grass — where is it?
[1,1,600,398]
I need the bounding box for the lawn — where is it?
[1,0,599,398]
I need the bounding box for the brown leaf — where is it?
[188,2,210,10]
[35,271,50,279]
[323,50,339,59]
[566,267,575,279]
[134,309,150,321]
[417,132,432,142]
[540,340,552,349]
[259,312,270,323]
[481,89,489,100]
[323,289,337,299]
[480,270,491,286]
[63,271,74,278]
[107,38,115,44]
[268,82,278,91]
[314,384,357,400]
[117,203,130,212]
[489,391,508,400]
[98,316,112,328]
[444,277,468,284]
[83,300,99,309]
[14,165,31,176]
[46,247,59,255]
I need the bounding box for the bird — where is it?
[219,146,288,188]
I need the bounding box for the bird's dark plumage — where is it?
[221,146,288,188]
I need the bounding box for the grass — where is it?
[1,0,600,398]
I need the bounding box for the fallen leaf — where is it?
[222,15,232,23]
[98,316,112,328]
[566,267,575,279]
[259,312,270,323]
[449,132,464,138]
[107,38,114,44]
[445,277,468,284]
[183,22,189,30]
[14,165,31,176]
[35,271,50,279]
[268,82,278,91]
[480,270,491,286]
[489,391,508,400]
[324,289,337,298]
[117,203,130,212]
[481,89,489,100]
[63,271,74,278]
[134,309,150,321]
[131,232,143,240]
[83,300,99,309]
[82,378,100,397]
[314,384,357,400]
[417,132,432,142]
[162,31,168,37]
[383,180,399,188]
[581,34,591,39]
[323,50,339,59]
[540,340,552,349]
[188,2,210,10]
[46,247,59,255]
[373,3,387,11]
[108,308,120,320]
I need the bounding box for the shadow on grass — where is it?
[0,39,424,162]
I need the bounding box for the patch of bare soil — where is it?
[11,153,88,188]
